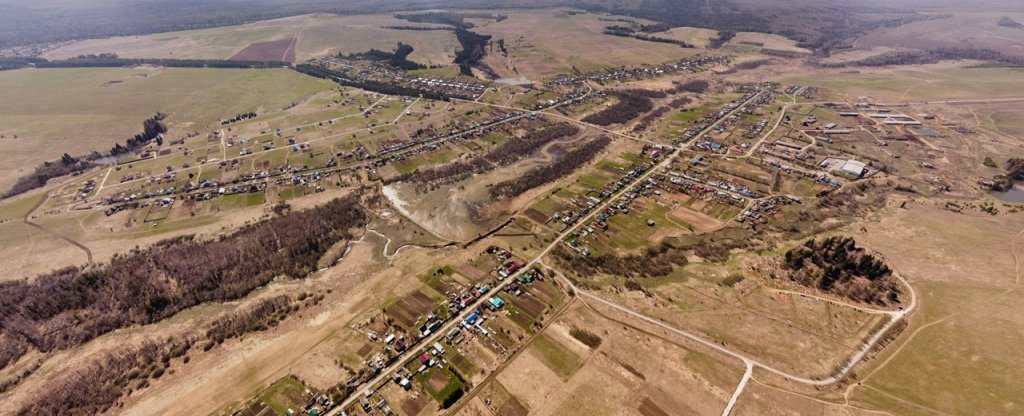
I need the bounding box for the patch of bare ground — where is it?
[229,38,297,63]
[733,380,882,416]
[851,199,1024,289]
[491,302,739,416]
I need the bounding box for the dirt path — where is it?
[23,189,93,263]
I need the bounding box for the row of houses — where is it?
[678,85,772,146]
[551,160,656,230]
[736,195,800,224]
[545,55,727,87]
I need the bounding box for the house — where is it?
[465,311,480,326]
[432,342,446,355]
[488,297,505,310]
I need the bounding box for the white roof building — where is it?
[841,160,866,177]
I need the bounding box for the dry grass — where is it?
[44,13,459,64]
[473,9,703,80]
[0,67,331,192]
[855,12,1024,58]
[492,304,740,416]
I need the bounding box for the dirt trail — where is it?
[23,190,93,263]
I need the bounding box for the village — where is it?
[7,23,992,416]
[228,243,565,416]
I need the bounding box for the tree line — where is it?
[2,113,167,199]
[221,111,258,125]
[1,154,95,199]
[394,12,473,29]
[0,57,45,71]
[632,96,692,133]
[672,79,709,94]
[552,240,689,278]
[17,292,322,415]
[822,47,1024,68]
[483,123,579,165]
[386,123,580,191]
[110,113,168,155]
[709,31,736,49]
[489,136,611,199]
[0,195,367,370]
[582,90,655,126]
[782,236,900,305]
[602,25,693,47]
[381,25,456,31]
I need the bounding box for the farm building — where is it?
[841,160,866,178]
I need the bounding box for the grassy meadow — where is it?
[0,67,332,192]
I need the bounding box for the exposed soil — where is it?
[229,38,297,63]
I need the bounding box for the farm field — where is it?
[854,12,1024,58]
[43,13,460,65]
[473,9,704,80]
[648,26,720,48]
[0,67,332,192]
[592,265,889,377]
[483,303,742,416]
[4,3,1024,415]
[781,64,1024,101]
[729,31,811,54]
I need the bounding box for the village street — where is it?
[324,86,919,416]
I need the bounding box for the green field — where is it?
[529,333,583,381]
[0,67,332,192]
[851,283,1024,416]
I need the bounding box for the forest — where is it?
[0,195,367,370]
[340,42,427,70]
[582,90,655,126]
[483,123,579,165]
[394,12,473,29]
[632,96,692,133]
[603,25,692,47]
[453,28,492,76]
[552,240,689,279]
[489,136,611,199]
[827,47,1024,67]
[782,236,901,305]
[672,79,709,93]
[17,293,318,415]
